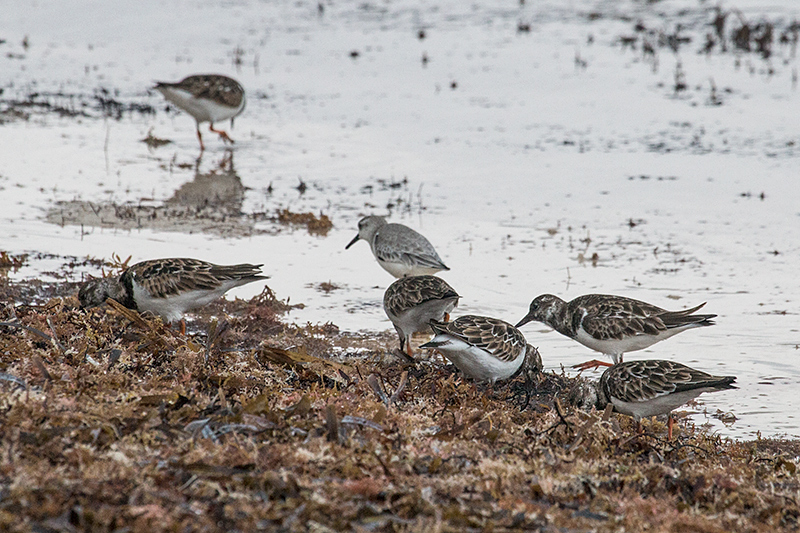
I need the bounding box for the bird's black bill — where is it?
[419,340,445,349]
[515,315,533,328]
[345,234,360,249]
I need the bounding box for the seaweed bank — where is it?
[0,274,798,531]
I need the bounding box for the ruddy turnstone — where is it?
[345,216,449,278]
[383,275,460,357]
[420,315,541,384]
[515,294,716,371]
[154,74,246,151]
[79,258,267,333]
[598,359,736,439]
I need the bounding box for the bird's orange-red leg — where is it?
[572,359,614,372]
[196,125,205,151]
[209,123,234,144]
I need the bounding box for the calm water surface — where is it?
[1,0,799,439]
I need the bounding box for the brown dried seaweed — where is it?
[277,209,333,236]
[0,279,798,532]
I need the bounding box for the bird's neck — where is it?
[547,301,573,337]
[116,272,138,310]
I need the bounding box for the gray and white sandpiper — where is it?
[383,275,460,358]
[421,315,542,384]
[515,294,716,371]
[154,74,246,151]
[345,216,449,278]
[79,258,266,333]
[598,359,736,439]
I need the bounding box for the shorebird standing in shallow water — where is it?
[383,275,460,358]
[154,74,246,151]
[79,258,266,334]
[598,359,736,439]
[421,315,542,384]
[345,216,449,278]
[515,293,716,371]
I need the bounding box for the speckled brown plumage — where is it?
[383,275,460,356]
[79,258,266,324]
[156,75,245,108]
[600,359,736,405]
[383,275,459,318]
[516,293,716,367]
[428,315,526,363]
[519,293,716,340]
[596,359,736,439]
[121,258,262,299]
[154,74,246,150]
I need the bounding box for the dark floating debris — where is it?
[739,191,767,200]
[628,175,678,181]
[674,62,687,93]
[627,218,645,228]
[311,281,342,294]
[0,87,156,123]
[276,209,333,236]
[0,251,27,275]
[617,9,797,84]
[141,128,172,148]
[619,35,637,50]
[95,87,156,119]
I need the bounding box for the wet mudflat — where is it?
[1,1,800,525]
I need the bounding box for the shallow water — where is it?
[2,0,799,439]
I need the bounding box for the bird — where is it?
[345,216,449,278]
[597,359,737,439]
[154,74,246,151]
[78,258,267,334]
[515,294,716,371]
[420,315,542,384]
[383,275,460,358]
